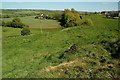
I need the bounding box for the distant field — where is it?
[3,16,61,29]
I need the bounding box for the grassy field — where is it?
[2,15,119,78]
[3,16,61,29]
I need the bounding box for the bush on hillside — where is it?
[2,21,5,26]
[4,21,12,27]
[58,44,78,59]
[101,40,120,59]
[11,21,25,28]
[84,19,94,26]
[21,27,30,36]
[12,17,21,22]
[0,21,5,26]
[5,17,25,28]
[3,15,11,18]
[60,8,83,27]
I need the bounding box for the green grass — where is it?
[3,16,61,29]
[2,15,119,78]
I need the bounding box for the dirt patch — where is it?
[42,59,84,72]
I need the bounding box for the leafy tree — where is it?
[60,8,83,27]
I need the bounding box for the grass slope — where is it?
[2,15,119,78]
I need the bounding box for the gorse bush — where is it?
[21,27,30,36]
[60,8,83,27]
[84,19,94,26]
[60,8,94,28]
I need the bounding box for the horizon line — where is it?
[1,8,119,12]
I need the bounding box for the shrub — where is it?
[21,27,30,36]
[3,15,11,18]
[0,21,5,26]
[101,40,120,59]
[84,19,94,26]
[74,19,83,26]
[60,8,83,27]
[11,22,25,28]
[2,21,5,26]
[5,17,25,28]
[4,21,12,27]
[12,17,21,23]
[64,44,78,54]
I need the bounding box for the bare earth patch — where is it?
[42,59,85,72]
